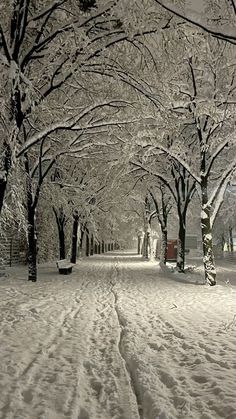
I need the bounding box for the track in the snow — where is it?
[111,259,144,419]
[111,260,143,419]
[0,254,147,419]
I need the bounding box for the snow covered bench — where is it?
[56,259,74,275]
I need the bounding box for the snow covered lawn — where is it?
[0,252,236,419]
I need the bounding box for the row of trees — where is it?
[1,0,236,285]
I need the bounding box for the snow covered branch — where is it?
[152,143,201,184]
[130,160,177,201]
[154,0,236,45]
[17,100,133,156]
[0,24,11,62]
[204,138,230,179]
[208,160,236,226]
[83,63,163,109]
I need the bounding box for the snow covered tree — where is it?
[148,184,172,264]
[131,153,196,271]
[137,32,236,284]
[0,0,163,217]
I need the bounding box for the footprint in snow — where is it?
[158,370,178,388]
[21,389,33,403]
[148,342,165,351]
[78,407,90,419]
[192,375,208,384]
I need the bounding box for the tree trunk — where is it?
[53,207,66,260]
[221,234,225,252]
[143,231,150,259]
[201,183,216,286]
[147,231,151,259]
[24,153,38,282]
[27,205,37,282]
[90,234,94,256]
[140,237,144,255]
[58,229,65,260]
[229,226,234,253]
[102,241,105,253]
[71,210,79,264]
[137,235,142,255]
[86,231,90,257]
[0,182,7,216]
[176,215,186,272]
[143,197,151,260]
[160,228,168,264]
[149,235,155,261]
[142,234,146,257]
[98,242,101,254]
[79,226,85,257]
[0,142,11,216]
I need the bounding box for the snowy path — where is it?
[0,253,236,419]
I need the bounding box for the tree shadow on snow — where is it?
[104,251,138,257]
[92,254,145,264]
[158,263,206,286]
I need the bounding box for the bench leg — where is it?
[59,268,72,275]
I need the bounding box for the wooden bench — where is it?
[56,259,74,275]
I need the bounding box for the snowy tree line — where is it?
[0,0,236,284]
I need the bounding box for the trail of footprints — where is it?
[0,277,97,419]
[82,261,141,419]
[3,258,235,419]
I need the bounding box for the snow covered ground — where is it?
[0,252,236,419]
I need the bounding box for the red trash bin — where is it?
[166,240,178,261]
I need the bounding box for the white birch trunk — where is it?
[201,183,216,286]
